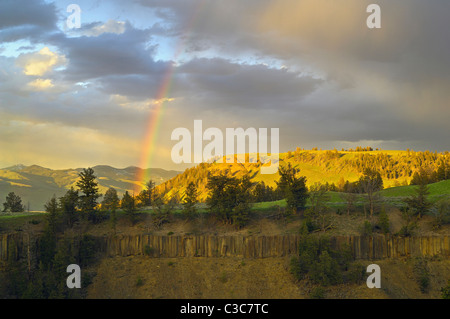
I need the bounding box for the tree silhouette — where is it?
[358,168,383,218]
[182,182,198,220]
[76,167,101,223]
[276,163,309,215]
[121,191,136,225]
[102,187,120,232]
[404,182,432,219]
[3,192,25,213]
[60,187,79,228]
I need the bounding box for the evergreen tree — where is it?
[121,191,136,225]
[3,192,25,213]
[76,168,101,223]
[378,206,390,234]
[232,174,252,228]
[102,187,120,232]
[430,199,450,229]
[206,173,239,223]
[152,195,174,228]
[276,163,309,215]
[59,187,79,228]
[205,173,252,227]
[102,187,120,211]
[137,180,155,207]
[45,196,60,234]
[182,182,198,220]
[404,182,432,219]
[436,162,448,181]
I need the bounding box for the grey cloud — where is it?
[46,24,166,82]
[0,0,58,43]
[176,58,322,110]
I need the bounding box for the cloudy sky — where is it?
[0,0,449,171]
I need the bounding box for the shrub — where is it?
[144,245,154,256]
[344,263,366,284]
[136,276,144,287]
[430,199,450,229]
[360,220,373,236]
[219,271,227,283]
[413,258,430,293]
[300,217,318,234]
[290,256,304,280]
[377,208,390,234]
[309,250,342,286]
[309,287,326,299]
[397,223,417,237]
[441,280,450,299]
[78,234,98,267]
[290,235,353,286]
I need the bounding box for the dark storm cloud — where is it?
[176,58,322,110]
[0,0,58,43]
[46,23,168,82]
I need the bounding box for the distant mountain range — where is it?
[0,164,181,211]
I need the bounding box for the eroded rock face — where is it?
[1,233,449,261]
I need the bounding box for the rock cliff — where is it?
[1,233,449,261]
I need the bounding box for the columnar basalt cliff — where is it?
[1,233,449,262]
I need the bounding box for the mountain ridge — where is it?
[0,164,181,211]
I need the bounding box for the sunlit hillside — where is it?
[156,148,449,202]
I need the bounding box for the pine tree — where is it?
[378,206,390,234]
[59,187,79,228]
[76,168,101,223]
[121,191,136,225]
[404,182,432,219]
[182,182,198,220]
[232,174,252,228]
[102,188,120,211]
[45,196,60,234]
[137,180,155,207]
[206,173,239,223]
[3,192,25,213]
[102,187,120,232]
[276,163,309,215]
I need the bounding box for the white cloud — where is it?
[16,47,66,76]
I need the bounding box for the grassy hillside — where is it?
[157,149,449,202]
[0,165,180,211]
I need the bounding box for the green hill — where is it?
[0,165,180,211]
[156,149,449,202]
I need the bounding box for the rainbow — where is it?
[134,63,174,194]
[134,1,206,194]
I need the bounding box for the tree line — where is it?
[2,160,448,233]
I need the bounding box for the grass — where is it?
[0,211,45,219]
[379,180,450,205]
[380,180,450,197]
[0,212,46,232]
